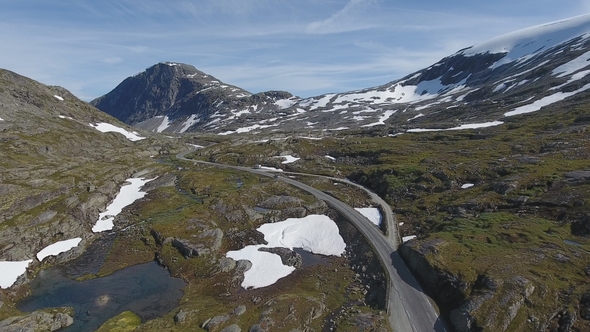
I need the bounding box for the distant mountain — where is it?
[93,14,590,135]
[90,62,296,134]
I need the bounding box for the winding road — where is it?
[176,150,448,332]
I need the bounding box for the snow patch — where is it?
[37,238,82,261]
[89,123,145,141]
[505,82,590,116]
[92,178,154,233]
[461,183,475,189]
[53,95,64,101]
[407,113,424,121]
[407,121,504,132]
[362,110,396,127]
[226,215,345,289]
[355,208,382,226]
[0,260,32,288]
[156,116,170,133]
[277,155,300,164]
[402,235,417,242]
[218,124,278,135]
[259,166,283,172]
[552,50,590,77]
[58,115,73,120]
[275,98,297,109]
[180,114,200,133]
[325,155,336,161]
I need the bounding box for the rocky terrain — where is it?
[1,13,590,332]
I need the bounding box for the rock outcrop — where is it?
[0,310,73,332]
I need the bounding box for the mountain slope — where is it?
[91,62,296,134]
[92,14,590,136]
[289,13,590,131]
[0,68,177,267]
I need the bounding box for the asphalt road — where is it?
[176,151,448,332]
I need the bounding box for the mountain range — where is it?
[92,14,590,135]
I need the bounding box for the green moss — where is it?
[96,311,141,332]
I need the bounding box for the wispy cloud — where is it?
[306,0,378,34]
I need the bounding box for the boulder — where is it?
[172,238,203,258]
[233,305,247,316]
[258,247,302,268]
[174,310,187,324]
[249,324,265,332]
[219,257,237,272]
[220,324,241,332]
[202,315,229,331]
[0,310,73,332]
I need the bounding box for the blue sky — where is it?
[1,0,588,100]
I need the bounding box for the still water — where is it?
[18,260,185,331]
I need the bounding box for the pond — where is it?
[17,242,186,332]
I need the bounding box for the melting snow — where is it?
[308,94,335,110]
[58,115,73,120]
[402,235,417,242]
[259,166,283,172]
[278,155,300,164]
[89,123,145,141]
[156,116,170,133]
[552,50,590,77]
[0,260,32,288]
[325,155,336,161]
[505,82,590,116]
[226,215,345,289]
[407,121,504,132]
[92,178,154,233]
[0,117,3,121]
[407,113,424,121]
[218,124,277,135]
[53,95,64,101]
[461,183,475,189]
[550,70,590,91]
[275,98,297,109]
[36,238,82,261]
[362,110,396,127]
[180,114,200,133]
[355,208,382,226]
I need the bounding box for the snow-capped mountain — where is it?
[91,62,297,134]
[93,14,590,134]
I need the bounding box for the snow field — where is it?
[226,215,346,289]
[0,260,32,288]
[36,238,82,261]
[89,122,145,141]
[355,207,382,226]
[92,177,154,233]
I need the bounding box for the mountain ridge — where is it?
[90,14,590,135]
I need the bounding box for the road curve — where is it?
[176,151,447,332]
[282,171,401,248]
